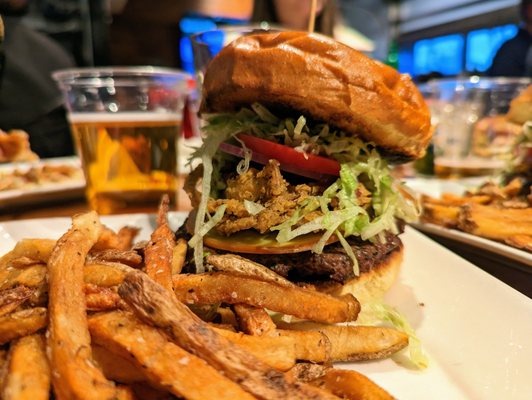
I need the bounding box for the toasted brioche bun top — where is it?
[201,31,432,160]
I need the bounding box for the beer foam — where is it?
[69,112,182,123]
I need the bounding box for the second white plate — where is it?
[0,157,85,209]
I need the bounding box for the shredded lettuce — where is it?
[189,114,250,272]
[358,302,429,369]
[190,103,420,274]
[251,102,279,124]
[244,200,265,216]
[234,135,252,175]
[189,204,227,249]
[268,300,428,370]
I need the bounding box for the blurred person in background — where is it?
[250,1,377,59]
[251,0,337,36]
[488,0,532,77]
[0,0,75,158]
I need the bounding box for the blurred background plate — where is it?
[413,221,532,268]
[402,176,489,198]
[0,156,85,209]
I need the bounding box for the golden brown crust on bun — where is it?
[316,244,403,303]
[201,31,432,160]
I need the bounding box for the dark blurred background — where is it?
[8,0,532,79]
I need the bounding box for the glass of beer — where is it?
[427,77,530,179]
[54,67,192,214]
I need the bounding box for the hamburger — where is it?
[182,31,432,301]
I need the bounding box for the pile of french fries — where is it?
[0,197,411,399]
[420,178,532,252]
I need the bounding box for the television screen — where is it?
[413,34,464,76]
[466,24,518,73]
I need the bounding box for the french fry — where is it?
[0,285,122,312]
[421,193,491,207]
[0,307,47,345]
[0,349,7,391]
[421,203,460,228]
[0,239,55,270]
[92,344,146,384]
[207,254,295,288]
[130,384,175,400]
[1,261,132,297]
[119,270,339,400]
[310,368,393,400]
[277,322,409,362]
[89,310,255,400]
[2,334,51,400]
[440,193,492,205]
[47,211,124,400]
[144,195,175,292]
[477,178,523,199]
[0,285,34,316]
[505,234,532,252]
[458,203,532,241]
[420,178,532,252]
[92,226,140,252]
[84,284,123,311]
[4,256,42,269]
[171,238,187,275]
[84,262,130,287]
[233,303,277,336]
[276,330,331,363]
[212,326,296,371]
[287,363,330,382]
[114,386,135,400]
[87,249,142,267]
[173,272,360,324]
[216,306,238,327]
[0,264,47,291]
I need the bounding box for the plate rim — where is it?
[0,156,85,208]
[412,221,532,268]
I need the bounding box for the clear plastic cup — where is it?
[53,66,192,214]
[426,77,530,179]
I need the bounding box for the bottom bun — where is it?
[316,244,404,304]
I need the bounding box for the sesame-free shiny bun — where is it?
[201,31,433,160]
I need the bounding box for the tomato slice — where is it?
[236,134,340,178]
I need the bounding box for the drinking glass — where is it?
[54,67,192,214]
[427,77,530,179]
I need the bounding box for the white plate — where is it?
[413,222,532,269]
[402,176,489,198]
[0,157,85,209]
[403,176,532,270]
[0,213,531,400]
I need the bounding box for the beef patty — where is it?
[243,232,402,284]
[177,221,402,284]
